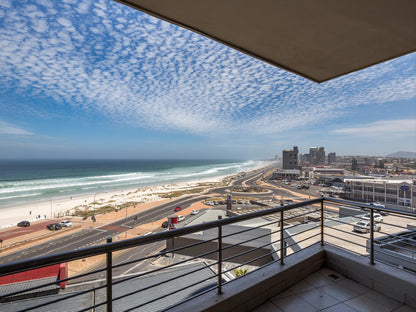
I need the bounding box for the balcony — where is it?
[0,198,415,311]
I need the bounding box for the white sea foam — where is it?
[0,160,269,208]
[0,193,42,200]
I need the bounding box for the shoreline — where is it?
[0,176,223,229]
[0,161,274,229]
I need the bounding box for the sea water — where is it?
[0,159,267,209]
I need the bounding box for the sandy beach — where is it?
[0,175,229,230]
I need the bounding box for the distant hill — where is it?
[385,151,416,158]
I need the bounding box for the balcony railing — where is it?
[0,197,415,311]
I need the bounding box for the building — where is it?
[299,153,310,164]
[317,147,326,165]
[328,152,336,164]
[309,147,318,165]
[272,169,300,181]
[166,224,272,267]
[344,178,416,208]
[282,146,298,169]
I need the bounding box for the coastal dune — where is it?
[0,177,222,229]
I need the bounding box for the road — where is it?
[1,164,328,285]
[0,165,279,265]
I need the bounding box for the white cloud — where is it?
[56,17,72,27]
[0,0,415,140]
[0,121,33,135]
[332,119,416,137]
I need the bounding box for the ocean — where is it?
[0,159,266,209]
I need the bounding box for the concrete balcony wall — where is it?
[325,244,416,308]
[169,243,416,312]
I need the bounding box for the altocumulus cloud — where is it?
[0,0,415,136]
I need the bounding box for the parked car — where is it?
[177,215,185,222]
[353,221,381,233]
[161,221,169,228]
[370,202,389,215]
[191,209,199,215]
[47,223,62,230]
[174,206,182,212]
[59,220,72,227]
[213,201,219,205]
[237,199,243,204]
[244,200,250,205]
[17,221,30,227]
[219,201,225,205]
[362,213,383,223]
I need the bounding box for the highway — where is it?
[0,164,346,287]
[0,165,279,266]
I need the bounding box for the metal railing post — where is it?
[280,210,284,265]
[217,216,223,295]
[320,199,324,246]
[370,209,375,265]
[92,288,95,312]
[106,237,113,312]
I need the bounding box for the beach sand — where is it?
[0,160,274,230]
[0,162,275,278]
[0,175,227,230]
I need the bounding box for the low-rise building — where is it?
[343,178,416,208]
[271,169,300,181]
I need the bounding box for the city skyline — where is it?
[0,0,415,160]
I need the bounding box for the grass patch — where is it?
[159,187,206,198]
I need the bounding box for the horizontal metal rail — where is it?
[0,198,323,277]
[1,197,415,312]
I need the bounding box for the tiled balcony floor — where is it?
[253,268,415,312]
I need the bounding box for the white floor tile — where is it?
[271,294,318,312]
[321,282,360,302]
[321,302,360,312]
[297,287,340,310]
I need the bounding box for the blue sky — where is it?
[0,0,415,160]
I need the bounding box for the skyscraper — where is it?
[317,147,326,165]
[328,152,336,164]
[309,147,318,165]
[309,146,325,165]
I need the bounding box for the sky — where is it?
[0,0,415,160]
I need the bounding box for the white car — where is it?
[191,209,199,215]
[362,213,383,223]
[59,220,73,227]
[177,215,185,222]
[353,221,381,233]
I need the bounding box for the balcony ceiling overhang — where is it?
[115,0,416,83]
